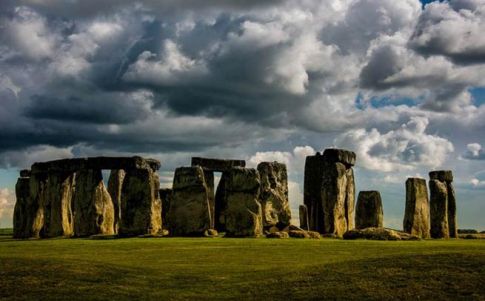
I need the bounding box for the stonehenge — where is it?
[403,178,430,238]
[13,156,161,239]
[355,191,383,229]
[304,148,356,237]
[12,150,461,241]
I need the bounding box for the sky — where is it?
[0,0,484,230]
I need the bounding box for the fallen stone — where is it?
[119,168,162,236]
[266,231,289,238]
[429,179,449,239]
[299,204,309,230]
[403,178,430,238]
[257,162,291,229]
[429,170,453,183]
[288,230,310,238]
[73,169,115,237]
[224,168,263,237]
[307,231,322,239]
[89,234,118,240]
[355,191,383,229]
[323,148,356,166]
[168,167,211,236]
[322,162,348,237]
[204,229,219,237]
[458,229,478,234]
[108,169,125,234]
[343,227,420,241]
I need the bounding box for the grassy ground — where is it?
[0,232,484,300]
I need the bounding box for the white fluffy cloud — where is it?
[463,142,485,160]
[247,146,315,173]
[335,116,454,171]
[0,188,15,228]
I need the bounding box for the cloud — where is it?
[462,142,485,160]
[0,188,15,228]
[247,146,315,174]
[335,116,454,172]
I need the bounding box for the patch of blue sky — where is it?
[355,92,420,109]
[0,169,20,189]
[470,87,485,106]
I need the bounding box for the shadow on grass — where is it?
[0,253,483,300]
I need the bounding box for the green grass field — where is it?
[0,230,484,300]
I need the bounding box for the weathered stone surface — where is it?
[303,154,326,233]
[73,169,115,237]
[204,170,215,229]
[191,157,245,172]
[119,168,162,236]
[288,230,310,238]
[43,171,75,238]
[429,170,453,183]
[266,231,289,238]
[299,205,309,230]
[429,179,449,239]
[323,148,356,166]
[20,169,31,178]
[322,162,348,237]
[343,227,419,241]
[13,177,30,238]
[107,169,125,234]
[307,231,321,239]
[447,183,458,238]
[28,173,48,238]
[355,191,383,229]
[159,188,172,230]
[31,156,160,174]
[345,168,355,230]
[168,167,211,236]
[403,178,430,238]
[204,229,218,237]
[257,162,291,229]
[224,168,263,237]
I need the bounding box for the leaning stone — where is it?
[355,191,383,229]
[322,162,348,237]
[119,168,162,236]
[13,177,30,238]
[299,204,309,230]
[429,170,453,183]
[168,167,211,236]
[257,162,291,229]
[108,169,125,234]
[323,148,356,166]
[403,178,430,239]
[224,168,263,237]
[73,169,115,237]
[43,171,76,238]
[266,231,289,239]
[429,179,449,239]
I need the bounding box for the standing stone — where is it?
[159,188,172,230]
[13,177,30,238]
[429,179,449,239]
[108,169,125,234]
[257,162,291,229]
[322,162,348,237]
[119,168,162,236]
[355,191,383,229]
[299,204,309,231]
[429,170,457,238]
[447,184,458,238]
[403,178,430,238]
[214,172,228,232]
[303,153,326,233]
[345,168,355,230]
[28,173,48,238]
[73,169,115,237]
[44,171,75,238]
[224,167,263,237]
[168,167,212,236]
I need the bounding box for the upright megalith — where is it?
[257,162,291,229]
[28,172,48,238]
[304,149,356,237]
[299,204,309,230]
[168,167,212,236]
[13,173,31,238]
[44,171,76,238]
[224,167,263,237]
[108,169,125,234]
[429,170,457,238]
[73,169,115,237]
[403,178,430,238]
[119,167,162,236]
[159,188,172,230]
[355,191,383,229]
